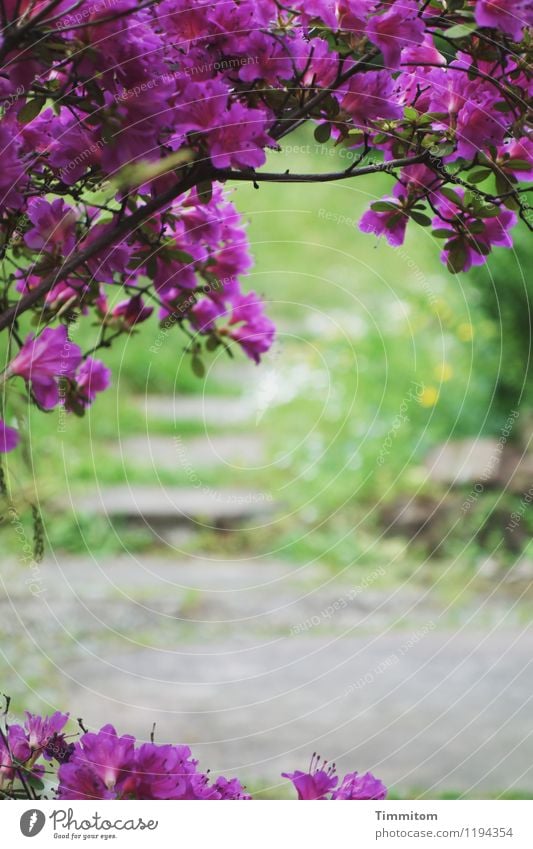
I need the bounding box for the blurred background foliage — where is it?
[1,130,531,578]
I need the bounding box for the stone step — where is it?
[1,556,431,638]
[115,434,265,470]
[67,485,275,529]
[50,627,533,794]
[425,438,533,493]
[137,395,256,426]
[425,438,502,487]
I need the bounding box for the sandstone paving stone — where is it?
[137,395,256,426]
[65,485,275,529]
[425,438,502,486]
[116,434,265,470]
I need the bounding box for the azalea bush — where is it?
[0,0,531,476]
[0,705,387,800]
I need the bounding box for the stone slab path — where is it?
[137,394,256,426]
[2,554,532,794]
[66,485,274,530]
[4,367,533,797]
[117,434,265,469]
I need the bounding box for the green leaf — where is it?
[370,201,398,212]
[439,186,464,208]
[314,123,331,143]
[467,169,492,184]
[468,237,490,255]
[446,241,467,274]
[429,142,455,157]
[206,335,219,351]
[409,211,432,227]
[503,194,520,211]
[403,106,419,121]
[432,228,453,239]
[493,101,514,112]
[191,356,205,379]
[477,203,500,218]
[197,180,213,204]
[446,23,477,39]
[506,159,532,171]
[146,255,157,279]
[169,248,194,264]
[18,97,46,124]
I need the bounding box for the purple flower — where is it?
[0,712,69,787]
[341,70,402,128]
[57,724,136,800]
[0,119,27,211]
[48,117,100,185]
[82,223,132,285]
[475,0,533,42]
[283,756,388,800]
[57,725,250,800]
[0,725,30,786]
[9,325,82,410]
[127,742,199,800]
[332,771,388,800]
[337,0,374,34]
[227,291,276,363]
[192,297,225,332]
[359,203,408,247]
[24,198,77,256]
[365,1,425,69]
[208,105,273,171]
[282,768,338,800]
[25,711,69,754]
[0,418,20,453]
[433,189,518,271]
[112,294,154,327]
[65,358,111,413]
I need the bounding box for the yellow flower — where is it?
[457,322,474,341]
[419,386,439,407]
[434,362,453,382]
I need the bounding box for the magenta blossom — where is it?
[282,767,338,800]
[332,771,388,800]
[283,755,387,801]
[475,0,533,42]
[0,725,30,787]
[24,198,77,256]
[359,203,408,247]
[365,0,425,69]
[227,291,276,364]
[112,294,154,327]
[64,358,111,414]
[57,724,136,800]
[0,711,71,788]
[57,724,250,800]
[341,70,402,128]
[0,418,20,453]
[25,711,69,754]
[9,325,82,410]
[433,190,517,272]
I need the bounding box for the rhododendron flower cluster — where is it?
[282,753,388,800]
[0,0,531,460]
[0,708,386,801]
